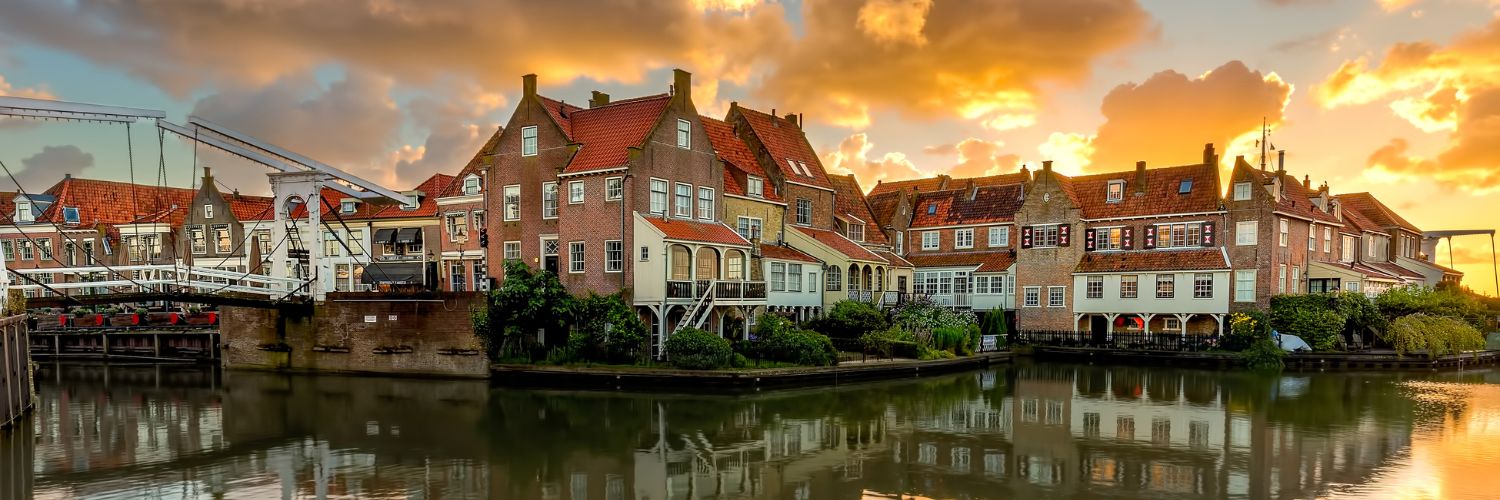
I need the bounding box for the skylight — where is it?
[63,207,80,224]
[1178,179,1193,194]
[927,204,937,215]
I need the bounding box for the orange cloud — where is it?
[946,138,1020,178]
[0,73,52,99]
[1089,60,1293,171]
[823,132,925,185]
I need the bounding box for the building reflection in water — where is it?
[7,361,1485,499]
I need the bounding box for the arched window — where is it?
[826,266,842,291]
[670,245,692,280]
[696,248,720,280]
[725,250,745,280]
[875,267,885,291]
[848,264,860,290]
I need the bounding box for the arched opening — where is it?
[848,264,860,291]
[827,265,842,292]
[724,249,745,281]
[862,265,873,292]
[875,267,885,292]
[670,245,692,281]
[696,247,720,281]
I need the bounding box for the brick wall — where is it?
[221,292,488,378]
[908,223,1013,254]
[1014,169,1085,330]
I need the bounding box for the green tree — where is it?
[1381,313,1486,358]
[808,300,888,339]
[571,293,649,364]
[476,261,576,359]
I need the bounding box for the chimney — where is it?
[202,167,214,185]
[589,91,611,108]
[1303,174,1311,190]
[784,112,799,129]
[1042,160,1053,174]
[1203,143,1217,165]
[522,74,537,99]
[1276,149,1286,176]
[1020,164,1031,181]
[938,175,952,190]
[672,68,692,103]
[1134,161,1147,194]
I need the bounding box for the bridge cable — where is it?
[200,219,297,297]
[318,196,397,286]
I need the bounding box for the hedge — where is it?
[665,328,734,370]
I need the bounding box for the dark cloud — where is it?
[7,145,94,192]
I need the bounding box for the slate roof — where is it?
[438,128,501,198]
[792,225,884,263]
[827,174,888,245]
[760,243,818,263]
[905,252,1015,273]
[1337,192,1421,234]
[703,116,781,202]
[908,183,1025,228]
[1074,248,1230,273]
[542,93,671,175]
[737,106,834,189]
[645,216,751,246]
[1070,163,1221,220]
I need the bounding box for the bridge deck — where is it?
[28,291,309,309]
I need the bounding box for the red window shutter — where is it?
[1059,224,1071,247]
[1021,226,1033,249]
[1144,226,1157,249]
[1201,222,1215,246]
[1084,228,1097,251]
[1123,227,1134,249]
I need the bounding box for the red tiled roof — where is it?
[908,184,1024,228]
[538,96,582,140]
[557,94,671,174]
[760,243,817,263]
[1074,248,1230,273]
[737,106,833,189]
[1070,163,1221,220]
[1337,192,1420,234]
[868,176,951,197]
[1336,200,1385,235]
[877,250,914,268]
[827,174,889,245]
[225,193,274,222]
[645,216,751,246]
[0,192,15,224]
[703,116,781,202]
[40,177,197,227]
[865,191,903,227]
[792,225,884,263]
[438,128,501,198]
[1242,165,1341,225]
[369,173,454,219]
[905,251,1014,273]
[1339,261,1405,281]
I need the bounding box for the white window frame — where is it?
[736,216,763,241]
[1236,221,1257,246]
[605,240,623,273]
[605,177,624,201]
[503,185,521,221]
[676,119,691,149]
[1157,222,1203,249]
[988,226,1009,247]
[847,223,864,242]
[922,231,939,250]
[649,178,668,214]
[795,198,811,226]
[1033,224,1060,248]
[770,262,786,292]
[1047,286,1066,308]
[203,204,214,219]
[446,213,468,242]
[1023,286,1041,308]
[1342,235,1356,262]
[62,207,80,224]
[463,175,481,195]
[1120,275,1138,298]
[542,182,559,219]
[568,241,585,273]
[1308,229,1316,251]
[1235,270,1256,302]
[568,180,585,204]
[1156,274,1175,299]
[1096,226,1124,251]
[1279,264,1287,293]
[340,200,356,214]
[747,176,764,198]
[1106,180,1125,203]
[955,228,974,249]
[1323,227,1332,253]
[1233,182,1252,201]
[698,187,714,220]
[503,241,521,261]
[673,182,693,218]
[1279,218,1289,247]
[521,126,538,156]
[213,224,232,254]
[1193,273,1213,299]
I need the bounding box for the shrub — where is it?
[571,293,648,364]
[1240,337,1286,371]
[664,328,734,370]
[752,313,797,340]
[1223,311,1271,351]
[808,300,888,339]
[892,296,976,342]
[1377,286,1487,330]
[760,329,839,366]
[861,327,914,358]
[1270,295,1345,351]
[981,311,1008,339]
[1381,313,1486,358]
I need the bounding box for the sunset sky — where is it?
[0,0,1497,294]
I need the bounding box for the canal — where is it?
[3,362,1500,499]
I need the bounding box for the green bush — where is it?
[888,340,923,359]
[1240,337,1286,371]
[892,296,976,340]
[752,313,797,340]
[808,300,889,339]
[1224,311,1271,351]
[1377,286,1488,330]
[1270,295,1346,351]
[981,311,1008,339]
[570,293,648,364]
[665,328,734,370]
[860,326,914,358]
[1381,313,1486,358]
[760,329,839,366]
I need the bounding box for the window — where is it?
[1291,266,1301,293]
[698,187,714,220]
[569,241,585,273]
[1236,221,1257,246]
[826,266,842,291]
[604,240,623,273]
[649,179,668,214]
[1157,223,1202,248]
[1156,274,1175,298]
[445,213,469,242]
[1279,218,1288,247]
[503,185,521,220]
[787,264,803,292]
[673,183,692,218]
[542,182,558,219]
[1047,286,1065,307]
[676,119,691,148]
[450,262,467,292]
[1233,181,1252,201]
[1323,227,1332,253]
[1033,224,1060,247]
[14,202,31,223]
[341,200,356,214]
[19,240,34,261]
[213,224,232,254]
[348,229,365,255]
[922,231,939,250]
[402,194,419,210]
[1,240,12,262]
[896,231,905,254]
[1194,273,1213,298]
[521,126,538,156]
[847,224,864,242]
[1179,179,1194,194]
[1367,236,1378,258]
[1095,227,1124,251]
[37,238,53,260]
[726,251,743,280]
[955,228,974,249]
[1308,230,1316,251]
[1106,180,1125,202]
[1235,270,1256,302]
[569,181,584,204]
[62,207,80,224]
[640,246,650,262]
[189,226,208,254]
[1279,264,1287,293]
[462,176,481,195]
[1342,235,1356,262]
[1086,276,1103,298]
[605,177,623,201]
[203,204,214,219]
[795,198,811,225]
[770,262,786,292]
[1121,275,1138,298]
[1023,286,1041,307]
[256,232,271,257]
[747,176,764,198]
[324,231,340,257]
[736,217,763,241]
[988,226,1009,247]
[139,236,155,260]
[503,241,521,260]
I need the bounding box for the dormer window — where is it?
[341,200,357,214]
[402,194,419,211]
[15,202,32,223]
[462,175,481,196]
[747,176,764,198]
[1178,179,1193,194]
[203,204,214,219]
[1106,180,1125,203]
[62,207,80,224]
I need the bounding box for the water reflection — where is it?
[3,361,1497,499]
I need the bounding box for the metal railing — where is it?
[1012,330,1218,352]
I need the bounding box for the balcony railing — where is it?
[667,280,766,300]
[847,290,876,302]
[1012,330,1218,352]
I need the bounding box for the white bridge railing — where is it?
[8,264,309,300]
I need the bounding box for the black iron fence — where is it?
[1012,330,1219,352]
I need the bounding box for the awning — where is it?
[360,262,425,285]
[395,228,422,244]
[373,228,397,245]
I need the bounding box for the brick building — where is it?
[435,129,500,292]
[901,176,1026,316]
[1337,192,1462,287]
[1224,152,1344,311]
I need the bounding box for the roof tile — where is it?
[703,116,781,202]
[1337,192,1420,233]
[737,107,833,189]
[909,184,1024,228]
[646,216,750,246]
[792,225,884,263]
[557,94,671,174]
[760,243,817,263]
[1070,163,1221,219]
[1074,248,1229,273]
[905,251,1015,273]
[826,174,889,245]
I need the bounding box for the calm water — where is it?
[4,363,1500,500]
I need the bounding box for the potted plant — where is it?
[184,306,218,326]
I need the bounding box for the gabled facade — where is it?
[902,178,1026,313]
[436,128,500,292]
[728,105,837,232]
[180,168,273,280]
[1338,192,1460,287]
[1224,152,1344,310]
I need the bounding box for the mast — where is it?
[1259,117,1268,171]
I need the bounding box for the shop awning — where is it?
[360,262,425,285]
[373,228,397,245]
[395,228,422,244]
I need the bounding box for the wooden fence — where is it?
[1,314,32,430]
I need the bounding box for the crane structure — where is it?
[1422,229,1498,295]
